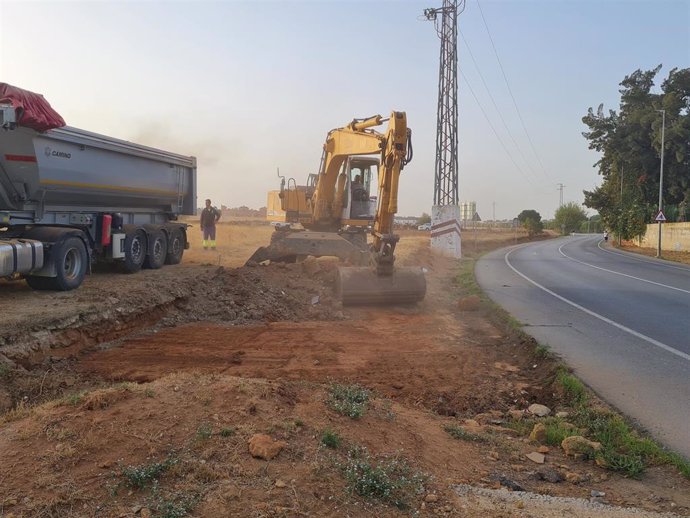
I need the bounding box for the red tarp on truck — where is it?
[0,83,65,132]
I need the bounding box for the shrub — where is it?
[321,429,342,449]
[342,447,427,510]
[327,383,371,419]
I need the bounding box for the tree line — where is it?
[582,65,689,239]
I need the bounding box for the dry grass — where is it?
[619,242,690,265]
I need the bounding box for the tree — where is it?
[517,209,543,237]
[554,202,587,235]
[581,66,690,238]
[417,212,431,225]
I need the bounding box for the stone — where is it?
[591,490,606,498]
[508,410,525,420]
[525,452,545,464]
[248,434,287,460]
[565,472,586,484]
[527,403,551,417]
[537,445,550,454]
[140,508,152,518]
[457,295,481,311]
[488,451,500,461]
[275,479,287,488]
[536,468,564,483]
[490,474,524,492]
[529,423,547,443]
[424,493,439,503]
[555,411,569,418]
[561,436,602,457]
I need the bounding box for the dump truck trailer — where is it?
[0,84,196,291]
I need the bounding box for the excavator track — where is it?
[335,266,426,305]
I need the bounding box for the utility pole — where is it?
[557,183,565,207]
[619,165,623,246]
[492,201,495,231]
[424,0,463,258]
[656,109,666,258]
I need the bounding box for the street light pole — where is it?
[656,109,666,258]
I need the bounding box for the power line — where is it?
[459,29,541,182]
[460,70,539,189]
[476,0,549,178]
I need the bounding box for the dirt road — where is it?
[1,224,688,517]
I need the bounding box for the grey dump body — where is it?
[0,120,197,289]
[0,125,195,220]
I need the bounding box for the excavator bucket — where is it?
[335,266,426,305]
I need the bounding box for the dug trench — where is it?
[1,233,689,517]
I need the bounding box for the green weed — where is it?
[195,422,213,441]
[534,343,553,359]
[327,383,371,419]
[120,457,177,490]
[149,492,197,518]
[556,367,589,406]
[321,429,342,449]
[64,391,87,406]
[444,425,486,443]
[219,427,235,438]
[342,447,427,510]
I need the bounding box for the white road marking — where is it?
[558,241,690,295]
[597,240,690,272]
[504,247,690,362]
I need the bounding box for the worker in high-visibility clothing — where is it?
[200,198,221,250]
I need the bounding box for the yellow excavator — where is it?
[247,111,426,305]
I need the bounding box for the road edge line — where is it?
[504,248,690,362]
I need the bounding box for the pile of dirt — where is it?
[161,259,343,327]
[0,259,342,412]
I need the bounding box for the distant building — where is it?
[460,201,476,226]
[394,216,419,227]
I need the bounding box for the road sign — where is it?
[655,210,666,222]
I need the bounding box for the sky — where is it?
[1,0,688,220]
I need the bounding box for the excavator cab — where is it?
[340,158,378,224]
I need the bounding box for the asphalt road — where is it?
[476,235,690,459]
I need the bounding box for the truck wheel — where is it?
[165,229,185,265]
[144,230,167,269]
[123,229,147,273]
[26,236,88,291]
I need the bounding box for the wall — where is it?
[638,222,690,251]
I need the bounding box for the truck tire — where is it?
[144,230,167,269]
[165,228,185,265]
[25,236,88,291]
[123,229,147,273]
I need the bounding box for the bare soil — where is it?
[1,224,688,517]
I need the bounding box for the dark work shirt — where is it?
[200,206,221,227]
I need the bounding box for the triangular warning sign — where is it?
[655,210,666,222]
